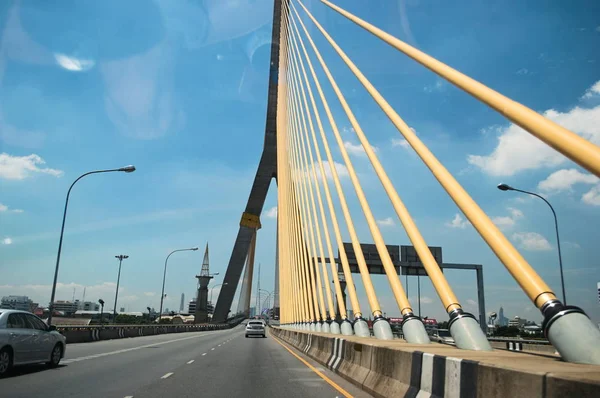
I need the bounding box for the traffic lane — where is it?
[131,327,372,398]
[63,327,239,360]
[0,327,241,398]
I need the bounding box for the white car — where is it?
[431,328,455,345]
[245,320,266,338]
[0,310,67,377]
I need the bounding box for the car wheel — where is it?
[47,344,62,368]
[245,334,248,338]
[0,348,12,377]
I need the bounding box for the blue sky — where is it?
[1,0,599,324]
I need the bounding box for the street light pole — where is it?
[497,183,566,304]
[259,289,272,317]
[113,255,129,322]
[48,165,136,326]
[210,283,228,305]
[159,247,199,321]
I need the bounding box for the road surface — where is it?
[0,325,371,398]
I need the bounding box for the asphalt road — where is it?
[0,325,371,398]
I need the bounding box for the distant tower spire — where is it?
[200,243,210,277]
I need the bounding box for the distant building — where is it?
[498,307,509,327]
[78,301,100,311]
[180,293,185,313]
[1,295,36,312]
[522,324,542,335]
[249,307,256,318]
[188,299,196,314]
[508,316,527,329]
[52,300,80,315]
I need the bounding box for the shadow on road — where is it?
[2,364,67,378]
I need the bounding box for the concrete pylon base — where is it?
[315,322,322,333]
[309,323,316,332]
[321,322,330,334]
[402,316,430,344]
[340,320,354,335]
[547,311,600,364]
[373,318,394,340]
[449,314,491,351]
[354,318,370,337]
[330,321,341,334]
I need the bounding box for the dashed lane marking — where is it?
[61,333,214,364]
[202,353,207,356]
[161,373,174,379]
[187,360,194,364]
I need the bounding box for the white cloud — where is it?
[391,128,417,150]
[2,237,13,245]
[376,217,395,227]
[465,299,478,306]
[0,153,63,180]
[424,80,445,93]
[321,160,349,181]
[581,80,600,99]
[509,208,524,219]
[491,216,515,228]
[0,203,24,213]
[341,126,355,135]
[343,141,378,157]
[264,206,278,219]
[144,292,156,297]
[563,241,581,249]
[468,81,600,176]
[492,207,523,229]
[538,168,599,193]
[582,185,600,206]
[391,138,410,149]
[512,232,552,251]
[446,213,470,229]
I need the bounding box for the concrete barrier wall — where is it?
[270,327,600,398]
[59,323,231,344]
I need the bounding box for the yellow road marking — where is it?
[270,331,353,398]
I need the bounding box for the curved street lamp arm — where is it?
[47,168,126,325]
[511,188,565,304]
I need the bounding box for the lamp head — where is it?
[119,165,136,173]
[191,247,199,251]
[497,183,513,191]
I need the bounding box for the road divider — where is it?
[271,327,600,397]
[57,319,244,344]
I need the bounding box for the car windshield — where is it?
[1,0,595,395]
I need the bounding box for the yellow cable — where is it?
[321,0,600,178]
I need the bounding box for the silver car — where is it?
[245,320,266,338]
[0,310,66,376]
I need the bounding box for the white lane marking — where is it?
[124,396,134,398]
[187,360,195,364]
[61,333,215,364]
[218,344,221,347]
[161,372,174,379]
[211,348,215,351]
[202,353,207,356]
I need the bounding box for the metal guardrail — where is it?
[487,337,551,345]
[55,324,216,329]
